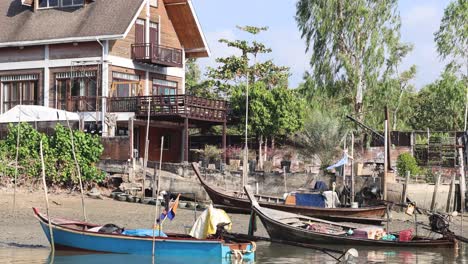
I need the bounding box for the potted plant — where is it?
[199,145,223,169]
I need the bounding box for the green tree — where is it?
[185,58,217,98]
[434,0,468,129]
[296,0,404,121]
[207,25,300,168]
[207,26,289,95]
[396,153,420,177]
[409,71,465,131]
[293,108,346,167]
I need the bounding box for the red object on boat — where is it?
[399,229,413,242]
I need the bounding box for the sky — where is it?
[192,0,452,89]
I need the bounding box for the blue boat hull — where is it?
[34,209,255,262]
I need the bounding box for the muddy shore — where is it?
[1,189,468,249]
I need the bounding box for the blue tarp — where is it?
[314,181,328,191]
[122,229,168,237]
[326,154,348,170]
[295,193,325,207]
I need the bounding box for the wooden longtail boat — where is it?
[192,163,386,224]
[244,187,455,248]
[33,208,256,261]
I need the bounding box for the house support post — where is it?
[184,118,189,162]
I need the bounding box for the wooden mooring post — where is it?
[401,171,410,205]
[446,174,456,213]
[430,173,442,211]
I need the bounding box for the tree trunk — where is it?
[258,135,263,170]
[355,71,363,119]
[264,137,268,162]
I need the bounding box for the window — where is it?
[1,74,40,113]
[39,0,59,8]
[150,22,159,45]
[111,72,141,97]
[152,79,177,96]
[55,71,98,111]
[135,19,145,44]
[159,135,171,150]
[38,0,84,9]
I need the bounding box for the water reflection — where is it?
[0,242,465,264]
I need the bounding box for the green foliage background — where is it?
[0,123,105,186]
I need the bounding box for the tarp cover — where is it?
[0,105,80,123]
[189,204,231,239]
[295,193,325,207]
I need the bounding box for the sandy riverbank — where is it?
[1,189,468,249]
[0,189,267,248]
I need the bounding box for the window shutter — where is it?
[150,23,159,45]
[135,19,145,44]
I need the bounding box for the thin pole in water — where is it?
[152,136,164,259]
[40,139,55,253]
[65,112,87,222]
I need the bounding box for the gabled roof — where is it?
[164,0,210,58]
[0,0,145,47]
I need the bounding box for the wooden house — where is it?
[0,0,227,163]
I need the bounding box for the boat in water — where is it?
[192,163,386,224]
[243,187,455,248]
[33,207,256,261]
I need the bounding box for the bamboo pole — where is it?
[152,136,164,259]
[40,140,55,253]
[242,71,249,192]
[350,132,355,204]
[430,173,441,211]
[143,98,151,199]
[458,146,465,234]
[65,113,87,222]
[13,115,21,216]
[383,120,388,200]
[283,167,287,193]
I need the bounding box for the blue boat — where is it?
[33,208,255,262]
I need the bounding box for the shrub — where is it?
[396,153,420,177]
[0,123,105,187]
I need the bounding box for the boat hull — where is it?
[192,163,386,222]
[253,205,454,248]
[35,210,255,261]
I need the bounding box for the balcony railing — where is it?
[131,43,183,68]
[66,96,100,112]
[108,95,227,123]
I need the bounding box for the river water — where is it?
[0,241,466,264]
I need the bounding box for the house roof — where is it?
[164,0,210,58]
[0,0,145,47]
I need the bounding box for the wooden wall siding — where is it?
[49,42,101,60]
[109,0,181,59]
[138,126,182,162]
[101,136,131,161]
[0,46,44,63]
[48,65,101,108]
[152,1,182,49]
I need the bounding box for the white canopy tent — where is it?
[0,105,80,123]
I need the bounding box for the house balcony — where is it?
[65,96,100,112]
[131,43,183,68]
[107,95,227,124]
